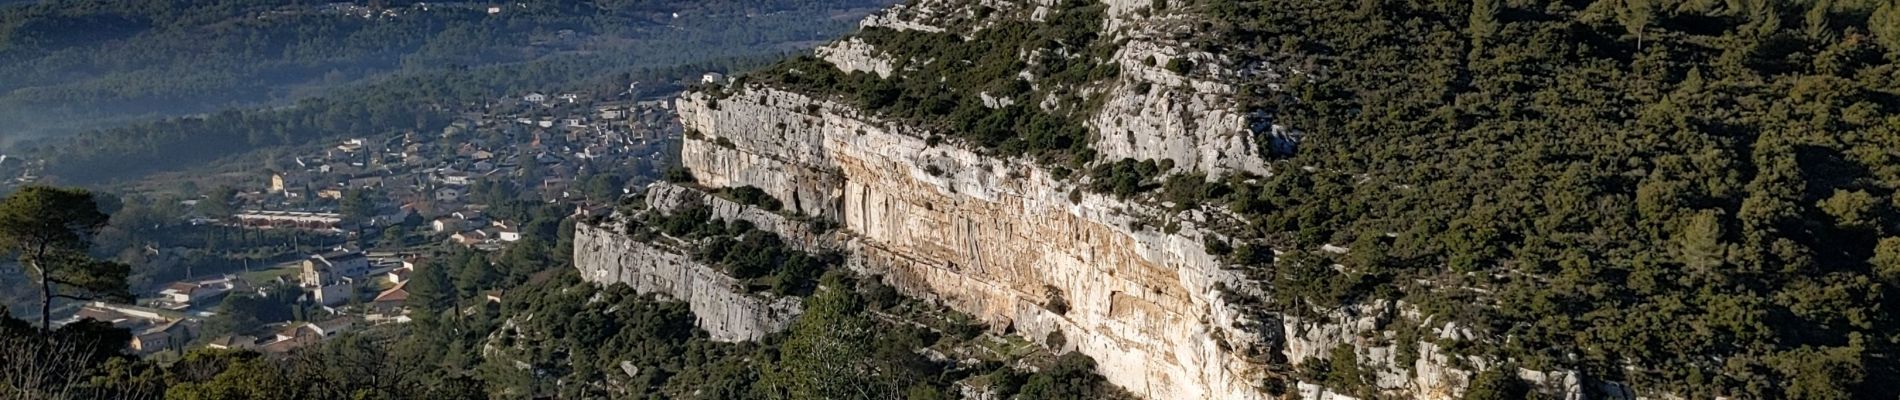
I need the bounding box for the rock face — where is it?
[580,0,1603,398]
[573,217,802,342]
[643,183,831,251]
[679,86,1274,400]
[1086,2,1272,176]
[816,37,896,79]
[664,1,1288,396]
[1281,302,1607,400]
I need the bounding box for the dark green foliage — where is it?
[721,185,783,212]
[1463,367,1531,400]
[631,208,838,296]
[1164,57,1193,74]
[0,185,124,330]
[1014,352,1111,400]
[1322,345,1366,397]
[202,289,295,338]
[664,166,696,183]
[339,188,378,223]
[1159,171,1228,210]
[1088,158,1164,198]
[767,284,884,399]
[404,258,454,312]
[583,173,627,202]
[743,0,1114,167]
[693,223,839,296]
[1200,0,1900,396]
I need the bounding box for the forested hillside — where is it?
[0,0,885,141]
[1182,0,1900,397]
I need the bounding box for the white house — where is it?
[523,93,548,103]
[432,217,465,233]
[309,283,351,307]
[336,138,367,152]
[387,266,412,284]
[309,317,354,337]
[157,276,239,309]
[301,251,370,287]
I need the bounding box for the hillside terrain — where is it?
[0,0,1898,399]
[618,0,1900,398]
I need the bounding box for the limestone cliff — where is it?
[574,215,802,342]
[579,0,1603,399]
[678,85,1273,399]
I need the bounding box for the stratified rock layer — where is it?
[679,87,1273,400]
[574,218,802,342]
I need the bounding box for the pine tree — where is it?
[1873,238,1900,284]
[767,287,883,400]
[406,260,454,312]
[1872,1,1900,53]
[1804,0,1835,40]
[1678,210,1727,276]
[1469,0,1501,47]
[0,186,125,332]
[1618,0,1655,50]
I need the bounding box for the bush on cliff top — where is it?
[740,0,1115,170]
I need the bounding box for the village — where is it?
[54,79,698,358]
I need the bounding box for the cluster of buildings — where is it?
[225,91,676,251]
[154,275,245,310]
[202,317,357,354]
[233,210,347,231]
[62,302,196,354]
[54,89,681,357]
[61,249,409,356]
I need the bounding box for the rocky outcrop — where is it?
[573,218,801,342]
[642,183,831,251]
[1282,301,1610,400]
[1087,2,1272,176]
[816,38,897,79]
[678,85,1275,400]
[1089,39,1268,176]
[651,0,1292,397]
[578,0,1610,398]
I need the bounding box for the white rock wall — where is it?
[1087,0,1272,177]
[816,37,897,79]
[679,87,1273,400]
[1282,301,1605,400]
[1089,39,1268,177]
[573,219,803,342]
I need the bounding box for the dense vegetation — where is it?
[741,0,1116,174]
[621,202,838,296]
[0,0,887,139]
[1166,0,1900,397]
